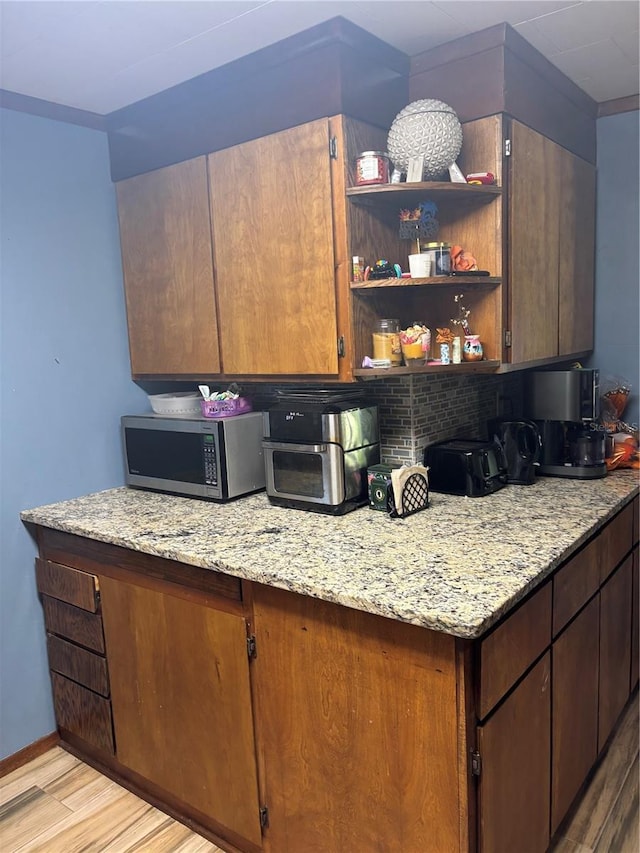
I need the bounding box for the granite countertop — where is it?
[21,471,638,639]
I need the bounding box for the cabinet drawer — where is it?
[42,595,105,653]
[36,558,99,612]
[553,536,600,636]
[600,503,634,584]
[47,634,109,697]
[50,672,114,754]
[478,581,551,720]
[633,496,639,547]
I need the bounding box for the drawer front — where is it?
[42,595,105,653]
[553,535,600,637]
[47,634,109,697]
[600,502,634,584]
[478,581,552,720]
[36,558,99,612]
[50,672,114,754]
[633,495,639,547]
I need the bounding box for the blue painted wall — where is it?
[0,108,147,759]
[587,111,640,429]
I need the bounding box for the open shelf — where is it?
[354,360,501,378]
[351,276,501,290]
[346,181,501,206]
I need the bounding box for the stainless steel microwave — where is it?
[121,412,265,501]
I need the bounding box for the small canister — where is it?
[422,242,451,276]
[355,151,391,186]
[372,318,402,365]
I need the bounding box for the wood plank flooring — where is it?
[0,693,637,852]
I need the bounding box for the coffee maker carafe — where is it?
[524,368,607,479]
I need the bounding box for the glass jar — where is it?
[355,151,391,186]
[372,318,402,365]
[422,242,451,276]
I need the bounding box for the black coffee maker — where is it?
[524,368,607,479]
[487,418,541,485]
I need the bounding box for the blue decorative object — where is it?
[399,200,439,244]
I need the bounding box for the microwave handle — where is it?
[262,440,328,453]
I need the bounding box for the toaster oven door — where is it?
[262,441,346,507]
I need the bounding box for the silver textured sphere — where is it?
[387,99,463,179]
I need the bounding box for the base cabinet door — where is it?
[250,584,461,853]
[551,597,599,833]
[632,545,639,691]
[599,556,633,751]
[100,575,263,849]
[477,653,551,853]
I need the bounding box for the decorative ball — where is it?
[387,99,463,179]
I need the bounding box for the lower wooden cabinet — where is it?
[33,495,638,853]
[632,545,639,691]
[598,554,633,751]
[551,596,599,833]
[477,654,551,853]
[99,574,263,849]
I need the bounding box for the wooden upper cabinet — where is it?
[116,157,220,377]
[507,119,595,365]
[508,120,561,364]
[208,119,339,376]
[558,147,595,356]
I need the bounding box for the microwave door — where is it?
[262,441,345,506]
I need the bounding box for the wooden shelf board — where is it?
[351,276,501,290]
[346,182,502,205]
[354,360,501,378]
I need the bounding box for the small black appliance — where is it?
[487,418,541,485]
[424,439,508,497]
[524,368,607,479]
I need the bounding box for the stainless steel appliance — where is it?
[487,418,541,485]
[524,368,607,479]
[121,412,265,501]
[424,439,508,497]
[262,389,380,514]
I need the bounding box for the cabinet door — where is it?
[558,147,595,356]
[599,555,633,751]
[551,596,599,833]
[509,120,561,363]
[208,119,339,375]
[477,653,551,853]
[250,584,461,853]
[100,576,262,848]
[116,157,220,376]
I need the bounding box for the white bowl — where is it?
[148,392,202,416]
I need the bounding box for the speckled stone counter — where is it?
[21,471,638,639]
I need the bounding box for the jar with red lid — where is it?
[355,151,391,186]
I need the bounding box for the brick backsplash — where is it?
[364,372,524,465]
[228,373,524,467]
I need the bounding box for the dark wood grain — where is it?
[553,535,601,637]
[632,546,639,692]
[38,528,242,603]
[552,597,600,833]
[51,673,114,755]
[41,595,105,653]
[600,501,635,584]
[558,147,596,356]
[477,653,551,853]
[47,634,109,697]
[508,120,561,363]
[599,556,633,751]
[477,580,552,720]
[35,559,98,612]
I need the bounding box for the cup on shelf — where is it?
[401,339,426,366]
[408,253,432,279]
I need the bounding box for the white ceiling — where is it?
[1,1,638,116]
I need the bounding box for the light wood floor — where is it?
[0,694,638,852]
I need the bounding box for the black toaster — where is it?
[424,439,508,497]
